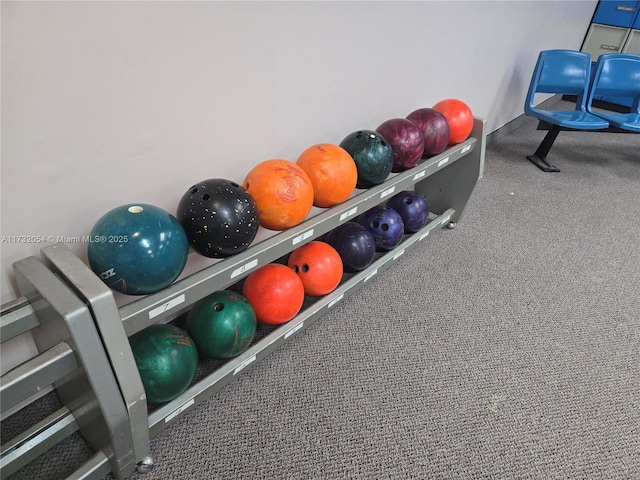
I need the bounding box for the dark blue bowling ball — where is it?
[325,222,376,272]
[357,205,404,251]
[386,190,430,233]
[339,130,393,189]
[87,204,189,295]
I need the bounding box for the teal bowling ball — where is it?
[87,204,189,295]
[339,130,393,189]
[129,323,198,405]
[187,290,257,359]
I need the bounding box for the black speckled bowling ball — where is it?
[177,179,259,258]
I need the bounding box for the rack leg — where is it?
[414,117,486,225]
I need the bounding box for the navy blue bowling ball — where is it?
[339,130,393,189]
[88,204,189,295]
[177,179,259,258]
[325,222,376,272]
[357,205,404,251]
[386,190,429,233]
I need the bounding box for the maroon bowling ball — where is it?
[375,118,425,172]
[325,222,376,272]
[386,190,430,233]
[406,108,450,157]
[357,205,405,251]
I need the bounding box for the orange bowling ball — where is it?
[432,99,474,146]
[242,263,305,325]
[287,241,343,296]
[243,159,314,230]
[296,144,358,208]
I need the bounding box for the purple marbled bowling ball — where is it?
[325,222,376,272]
[375,118,425,173]
[357,205,405,251]
[386,190,429,233]
[406,108,450,157]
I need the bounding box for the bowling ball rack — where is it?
[0,118,486,480]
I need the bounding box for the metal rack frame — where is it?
[1,118,485,480]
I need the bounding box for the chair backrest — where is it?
[588,54,640,112]
[525,50,593,113]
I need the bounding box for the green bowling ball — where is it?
[129,323,198,405]
[187,290,257,359]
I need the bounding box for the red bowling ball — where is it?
[432,99,474,146]
[287,241,343,296]
[242,263,305,325]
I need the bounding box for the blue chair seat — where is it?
[590,111,640,132]
[533,110,609,130]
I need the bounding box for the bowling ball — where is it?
[88,204,189,295]
[325,222,376,272]
[177,179,259,258]
[186,290,256,359]
[296,144,358,208]
[339,130,393,189]
[375,118,425,172]
[406,108,450,157]
[357,205,405,251]
[287,241,343,296]
[386,190,430,233]
[129,323,198,405]
[243,159,314,230]
[432,99,474,146]
[242,263,305,325]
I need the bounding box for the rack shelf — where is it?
[1,117,485,480]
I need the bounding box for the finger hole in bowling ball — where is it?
[212,303,224,312]
[202,194,210,201]
[292,266,299,273]
[301,264,309,272]
[230,182,240,188]
[404,198,413,205]
[381,224,389,232]
[190,187,198,194]
[372,221,380,229]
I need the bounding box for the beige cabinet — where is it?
[621,29,640,53]
[582,23,631,60]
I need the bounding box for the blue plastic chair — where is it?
[524,50,609,172]
[586,53,640,132]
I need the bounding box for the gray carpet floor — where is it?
[6,99,640,479]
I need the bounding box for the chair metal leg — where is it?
[527,124,561,172]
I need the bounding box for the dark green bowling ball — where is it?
[129,323,198,405]
[339,130,393,189]
[187,290,257,359]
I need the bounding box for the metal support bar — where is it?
[41,243,152,472]
[1,407,78,478]
[1,342,76,413]
[1,299,39,343]
[12,256,137,479]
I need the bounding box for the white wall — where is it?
[1,1,597,369]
